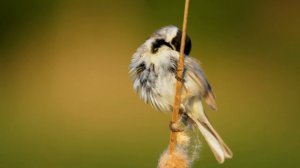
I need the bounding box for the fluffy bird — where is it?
[129,25,232,163]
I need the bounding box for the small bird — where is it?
[129,25,232,163]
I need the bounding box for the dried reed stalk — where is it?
[158,1,191,167]
[169,0,190,154]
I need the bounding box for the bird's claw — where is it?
[169,121,184,132]
[175,75,185,83]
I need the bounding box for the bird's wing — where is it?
[184,57,217,110]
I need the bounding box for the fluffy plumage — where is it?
[129,25,232,163]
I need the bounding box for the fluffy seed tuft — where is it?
[158,148,190,168]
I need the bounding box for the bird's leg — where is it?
[169,108,189,132]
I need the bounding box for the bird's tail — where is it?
[187,98,233,163]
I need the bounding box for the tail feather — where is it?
[196,120,233,163]
[187,98,233,163]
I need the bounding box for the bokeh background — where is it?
[0,0,299,167]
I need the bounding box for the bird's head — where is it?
[145,25,192,56]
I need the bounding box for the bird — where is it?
[129,25,233,163]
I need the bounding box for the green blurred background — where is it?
[0,0,299,167]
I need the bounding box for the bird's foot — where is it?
[175,75,185,83]
[169,121,185,132]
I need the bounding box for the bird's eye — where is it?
[153,48,158,53]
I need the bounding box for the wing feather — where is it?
[184,57,217,110]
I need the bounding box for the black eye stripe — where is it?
[151,39,174,53]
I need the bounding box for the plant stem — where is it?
[169,0,190,155]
